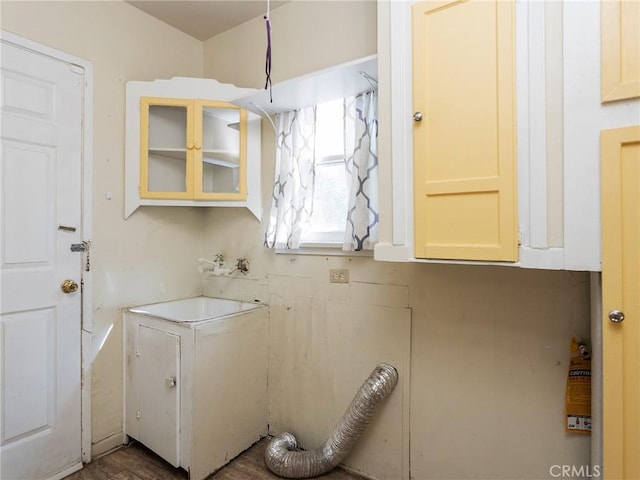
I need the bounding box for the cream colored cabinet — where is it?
[375,0,640,271]
[411,0,517,262]
[125,78,261,219]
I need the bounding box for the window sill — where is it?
[275,243,373,257]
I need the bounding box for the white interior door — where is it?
[0,40,84,479]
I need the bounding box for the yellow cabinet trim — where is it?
[192,100,247,201]
[412,0,517,261]
[601,125,640,479]
[601,0,640,102]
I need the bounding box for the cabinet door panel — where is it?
[140,97,193,199]
[194,100,247,200]
[138,325,180,467]
[601,126,640,479]
[426,191,501,254]
[412,0,517,261]
[601,0,640,102]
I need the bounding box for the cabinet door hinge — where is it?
[136,409,141,419]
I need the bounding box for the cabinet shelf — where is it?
[148,148,185,159]
[149,148,239,168]
[202,149,239,168]
[203,155,239,168]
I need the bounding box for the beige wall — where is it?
[2,0,592,478]
[203,0,378,87]
[410,265,591,479]
[1,1,205,456]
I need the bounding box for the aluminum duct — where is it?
[264,363,398,479]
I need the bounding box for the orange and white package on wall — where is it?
[565,337,592,434]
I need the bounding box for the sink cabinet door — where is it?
[137,325,181,467]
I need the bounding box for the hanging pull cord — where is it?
[264,15,273,103]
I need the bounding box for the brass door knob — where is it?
[61,279,79,294]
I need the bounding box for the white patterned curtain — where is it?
[343,91,378,251]
[264,106,317,249]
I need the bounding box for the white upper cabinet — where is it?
[125,77,261,219]
[375,0,640,271]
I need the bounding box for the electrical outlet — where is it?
[329,269,349,284]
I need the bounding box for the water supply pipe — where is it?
[264,363,398,479]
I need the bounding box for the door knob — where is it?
[166,377,177,388]
[61,279,79,294]
[413,112,423,122]
[609,310,625,323]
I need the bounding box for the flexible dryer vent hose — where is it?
[264,363,398,479]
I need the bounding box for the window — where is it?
[300,99,348,246]
[264,91,378,252]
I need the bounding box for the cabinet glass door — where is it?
[194,101,247,200]
[140,97,193,199]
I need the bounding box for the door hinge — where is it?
[136,348,140,358]
[136,409,141,420]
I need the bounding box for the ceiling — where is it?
[126,1,290,41]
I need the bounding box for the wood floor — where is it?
[65,438,368,480]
